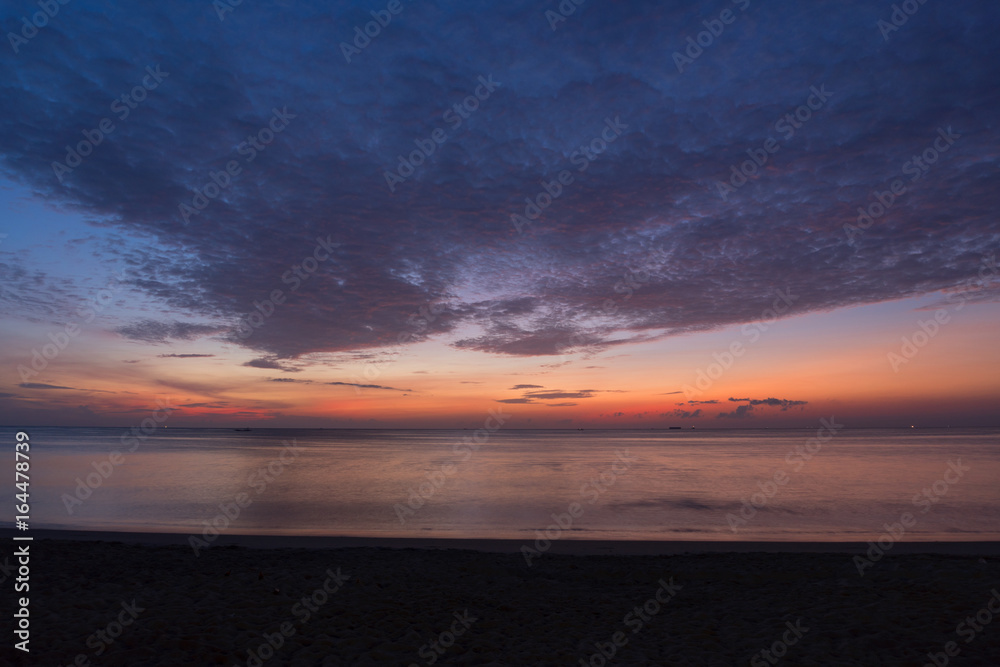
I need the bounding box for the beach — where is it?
[6,531,1000,666]
[4,0,1000,664]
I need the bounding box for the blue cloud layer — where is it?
[2,0,998,359]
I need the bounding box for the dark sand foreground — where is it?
[4,531,1000,666]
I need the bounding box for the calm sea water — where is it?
[5,426,999,541]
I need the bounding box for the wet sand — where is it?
[4,530,1000,666]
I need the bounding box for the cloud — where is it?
[718,404,755,419]
[728,397,809,410]
[19,383,74,390]
[524,389,596,400]
[326,381,411,392]
[665,409,702,419]
[269,378,311,383]
[244,357,300,373]
[760,398,808,411]
[718,396,808,418]
[0,0,996,365]
[546,402,577,407]
[500,387,600,404]
[510,384,544,390]
[116,321,224,344]
[158,353,215,358]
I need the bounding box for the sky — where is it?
[0,0,998,429]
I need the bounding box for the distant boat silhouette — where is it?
[233,427,251,432]
[669,426,682,430]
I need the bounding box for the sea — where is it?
[6,426,999,542]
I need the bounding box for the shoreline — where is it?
[6,527,1000,555]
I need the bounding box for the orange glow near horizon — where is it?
[3,292,998,428]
